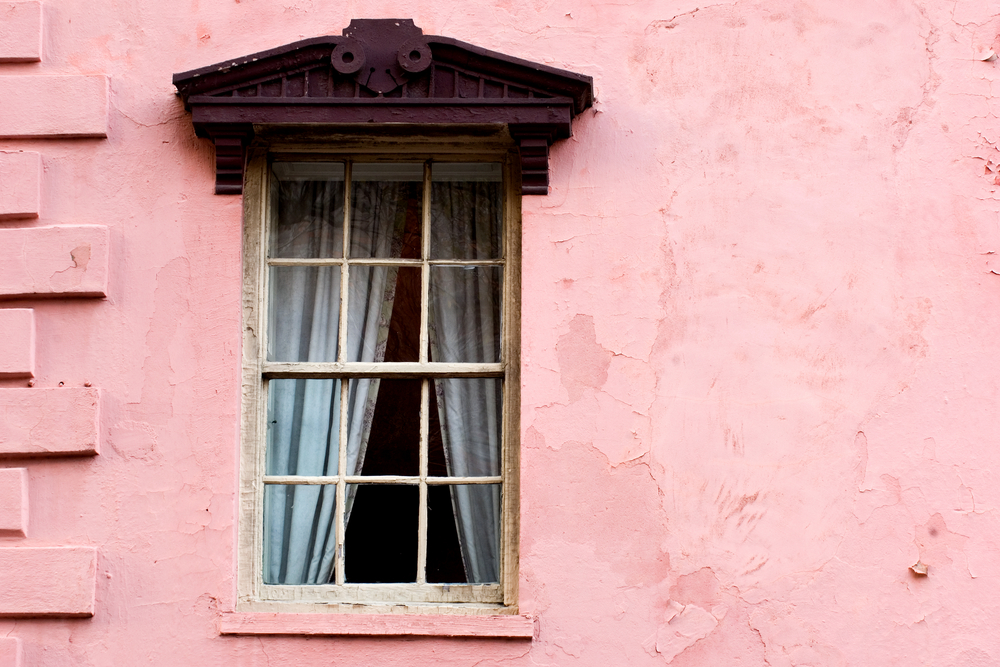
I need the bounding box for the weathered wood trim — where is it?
[262,475,503,485]
[237,140,520,615]
[502,151,522,608]
[257,582,502,605]
[237,146,269,608]
[263,361,503,378]
[268,258,505,266]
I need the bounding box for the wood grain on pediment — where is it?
[203,64,554,103]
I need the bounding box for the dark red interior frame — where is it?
[173,19,593,195]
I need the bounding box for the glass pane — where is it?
[344,377,380,476]
[429,378,501,477]
[346,266,420,363]
[429,266,502,363]
[266,379,340,476]
[263,484,338,584]
[271,162,345,258]
[349,163,423,259]
[345,484,418,583]
[427,484,500,584]
[355,378,420,477]
[268,266,341,362]
[431,163,502,260]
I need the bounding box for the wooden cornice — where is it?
[173,19,593,195]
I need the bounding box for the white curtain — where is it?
[429,174,503,583]
[263,174,404,585]
[342,178,411,522]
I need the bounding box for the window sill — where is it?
[218,612,534,638]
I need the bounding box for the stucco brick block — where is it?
[0,310,34,378]
[0,226,108,299]
[0,468,27,537]
[0,2,41,63]
[0,388,100,457]
[0,152,40,220]
[0,76,107,137]
[0,547,97,617]
[0,637,22,667]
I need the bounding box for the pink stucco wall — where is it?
[1,1,999,664]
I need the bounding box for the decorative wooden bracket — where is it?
[510,125,559,195]
[207,126,254,195]
[174,20,593,196]
[516,138,549,195]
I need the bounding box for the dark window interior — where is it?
[344,189,467,584]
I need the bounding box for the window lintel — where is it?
[172,19,593,196]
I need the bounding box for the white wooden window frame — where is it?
[237,134,521,615]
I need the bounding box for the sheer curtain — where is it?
[343,177,412,521]
[264,168,405,585]
[429,168,503,583]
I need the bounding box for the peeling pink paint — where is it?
[0,226,108,297]
[0,0,998,664]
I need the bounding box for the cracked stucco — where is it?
[521,1,1000,665]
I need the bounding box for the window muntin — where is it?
[242,153,515,608]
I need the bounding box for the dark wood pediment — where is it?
[173,19,593,194]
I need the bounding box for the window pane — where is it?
[430,378,501,477]
[266,379,340,476]
[344,377,380,477]
[345,484,418,583]
[354,378,420,477]
[349,163,423,259]
[426,484,465,583]
[268,266,341,362]
[429,266,502,363]
[427,484,500,584]
[263,484,338,585]
[271,162,345,259]
[430,163,502,260]
[346,266,421,363]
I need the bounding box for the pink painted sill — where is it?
[218,613,534,638]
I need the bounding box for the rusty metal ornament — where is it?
[342,18,425,94]
[397,37,431,74]
[331,38,365,75]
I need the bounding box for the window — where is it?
[237,144,521,612]
[173,17,591,617]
